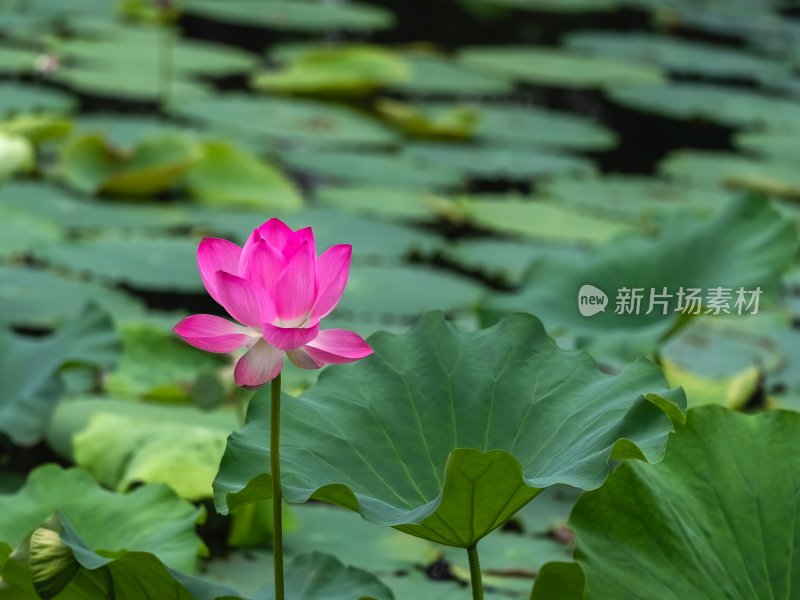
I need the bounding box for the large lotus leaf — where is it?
[565,32,789,82]
[465,195,631,244]
[282,148,462,189]
[0,206,62,259]
[459,46,665,88]
[0,112,72,144]
[0,265,144,328]
[539,175,728,222]
[0,83,75,116]
[104,322,226,401]
[0,44,39,74]
[394,55,512,95]
[213,312,685,548]
[483,197,797,363]
[467,104,616,150]
[34,234,200,292]
[542,406,800,599]
[332,265,484,324]
[256,45,409,95]
[185,141,303,211]
[0,182,190,232]
[0,305,119,445]
[660,150,800,200]
[72,403,238,500]
[463,0,621,11]
[0,464,203,574]
[183,0,394,32]
[403,143,595,180]
[171,94,396,148]
[58,133,202,196]
[609,83,800,130]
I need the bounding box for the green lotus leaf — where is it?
[0,305,119,446]
[0,132,34,179]
[540,406,800,599]
[0,265,145,328]
[0,207,62,260]
[315,185,449,221]
[183,0,394,32]
[565,32,789,82]
[462,0,621,11]
[464,195,631,244]
[459,46,665,89]
[483,197,798,364]
[375,100,480,140]
[58,133,202,196]
[185,140,303,211]
[213,312,685,548]
[282,148,462,189]
[104,321,226,401]
[34,234,201,293]
[0,464,204,574]
[403,143,595,180]
[394,54,512,95]
[255,45,410,95]
[0,113,72,143]
[172,93,396,148]
[735,131,800,162]
[468,103,617,150]
[660,150,800,201]
[609,82,800,130]
[0,82,75,116]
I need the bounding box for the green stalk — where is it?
[270,373,284,600]
[467,543,484,600]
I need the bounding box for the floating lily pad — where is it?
[539,175,728,222]
[333,265,484,324]
[465,195,630,244]
[213,312,685,548]
[483,197,797,363]
[459,46,665,89]
[660,150,800,200]
[565,32,790,82]
[58,132,202,196]
[0,133,34,179]
[35,234,200,292]
[609,82,800,130]
[0,306,119,446]
[183,0,394,32]
[315,185,448,221]
[394,54,512,95]
[255,45,410,95]
[376,100,480,140]
[469,103,617,150]
[404,142,595,180]
[0,207,62,259]
[735,130,800,161]
[462,0,622,11]
[172,94,396,148]
[282,148,463,189]
[0,82,75,116]
[186,140,303,211]
[0,265,144,327]
[72,114,200,149]
[0,44,40,74]
[550,406,800,600]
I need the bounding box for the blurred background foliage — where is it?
[0,0,799,597]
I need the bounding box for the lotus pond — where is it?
[1,0,799,598]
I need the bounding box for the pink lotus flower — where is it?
[174,219,373,388]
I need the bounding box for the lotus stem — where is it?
[271,373,285,600]
[467,543,484,600]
